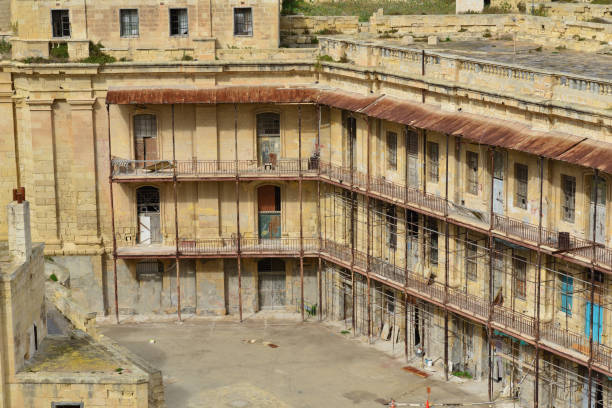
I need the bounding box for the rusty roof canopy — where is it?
[105,85,612,174]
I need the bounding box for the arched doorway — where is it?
[258,259,286,310]
[137,186,161,244]
[258,185,281,239]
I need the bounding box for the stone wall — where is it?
[280,15,360,47]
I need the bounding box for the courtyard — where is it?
[100,316,490,407]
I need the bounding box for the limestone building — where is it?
[0,1,611,407]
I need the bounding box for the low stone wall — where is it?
[366,12,611,52]
[281,15,360,46]
[217,47,318,61]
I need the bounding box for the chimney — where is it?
[8,187,31,263]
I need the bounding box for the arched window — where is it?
[136,186,161,244]
[256,113,280,166]
[257,185,281,239]
[134,114,158,164]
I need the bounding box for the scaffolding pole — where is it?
[350,115,356,335]
[366,117,372,343]
[587,169,599,408]
[317,104,323,322]
[404,124,410,362]
[299,105,305,322]
[444,132,450,381]
[487,147,494,402]
[534,156,545,407]
[234,104,243,323]
[172,104,181,321]
[106,103,119,324]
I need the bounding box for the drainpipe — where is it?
[106,103,119,324]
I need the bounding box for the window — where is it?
[466,239,478,281]
[52,404,83,408]
[427,141,439,182]
[387,131,397,171]
[234,8,253,36]
[428,217,438,265]
[385,290,395,313]
[466,151,479,195]
[513,256,527,299]
[561,174,576,222]
[258,185,281,239]
[386,205,397,250]
[136,261,163,280]
[120,9,139,37]
[51,10,70,38]
[514,163,528,209]
[406,128,419,188]
[406,209,419,238]
[169,8,188,36]
[560,274,573,315]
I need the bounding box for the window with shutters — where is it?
[120,9,139,37]
[466,239,478,281]
[386,205,397,250]
[387,131,397,171]
[428,217,438,265]
[513,256,527,299]
[514,163,528,209]
[133,114,157,164]
[466,151,479,195]
[169,8,188,36]
[406,128,419,188]
[234,8,253,36]
[427,141,439,182]
[559,273,573,315]
[561,174,576,222]
[51,10,71,38]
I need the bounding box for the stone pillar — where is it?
[68,99,100,249]
[28,99,61,249]
[0,72,16,241]
[7,200,32,263]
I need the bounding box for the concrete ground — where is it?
[100,315,490,407]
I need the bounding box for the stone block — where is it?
[428,35,438,45]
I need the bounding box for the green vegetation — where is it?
[315,28,341,35]
[318,54,334,63]
[181,53,194,61]
[589,17,611,24]
[22,56,48,64]
[482,29,492,38]
[591,0,612,4]
[282,0,456,22]
[530,4,548,16]
[50,43,68,59]
[555,45,567,51]
[49,274,58,282]
[79,41,116,64]
[0,39,11,55]
[341,330,351,335]
[452,370,473,379]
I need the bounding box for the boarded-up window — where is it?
[387,131,397,171]
[466,151,478,195]
[513,256,527,299]
[134,114,157,163]
[515,163,528,209]
[466,239,478,281]
[427,141,439,182]
[258,185,281,238]
[561,174,576,222]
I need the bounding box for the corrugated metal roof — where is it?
[105,85,612,174]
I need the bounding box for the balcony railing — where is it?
[111,157,612,270]
[541,322,589,356]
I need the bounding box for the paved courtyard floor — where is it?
[100,315,490,407]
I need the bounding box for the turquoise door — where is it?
[585,302,603,343]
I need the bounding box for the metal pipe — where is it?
[366,117,372,343]
[106,103,119,324]
[587,169,599,408]
[487,148,495,402]
[299,105,304,321]
[534,156,545,408]
[234,104,243,322]
[317,105,323,322]
[444,132,450,381]
[172,104,181,322]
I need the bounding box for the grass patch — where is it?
[591,0,612,4]
[79,41,116,64]
[482,29,492,38]
[284,0,456,22]
[340,330,351,335]
[50,43,68,59]
[318,54,334,63]
[49,274,58,282]
[452,370,473,379]
[181,53,194,61]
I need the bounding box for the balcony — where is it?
[110,157,612,270]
